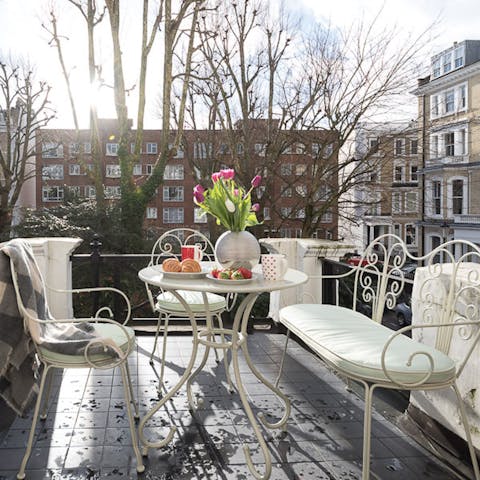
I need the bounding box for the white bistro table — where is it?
[138,263,308,479]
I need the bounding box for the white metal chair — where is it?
[3,239,145,479]
[277,234,480,480]
[145,228,234,389]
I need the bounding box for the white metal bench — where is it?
[277,234,480,480]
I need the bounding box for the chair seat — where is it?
[156,290,227,313]
[38,323,135,366]
[279,304,456,386]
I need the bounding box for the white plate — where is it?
[206,273,256,284]
[158,266,208,279]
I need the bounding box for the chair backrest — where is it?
[148,228,215,266]
[145,228,216,311]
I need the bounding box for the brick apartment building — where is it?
[36,119,338,240]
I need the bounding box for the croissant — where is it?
[162,258,182,272]
[181,259,202,272]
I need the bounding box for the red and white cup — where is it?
[181,245,202,262]
[261,254,288,280]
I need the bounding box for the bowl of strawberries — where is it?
[208,267,254,283]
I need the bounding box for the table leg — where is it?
[231,292,272,480]
[138,291,200,454]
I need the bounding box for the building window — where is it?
[163,207,184,223]
[410,165,418,182]
[392,193,401,214]
[444,132,455,156]
[405,192,418,213]
[410,139,418,155]
[280,207,292,217]
[69,186,81,197]
[85,186,96,198]
[295,185,307,197]
[452,179,464,215]
[393,224,401,237]
[281,163,293,175]
[254,143,266,156]
[106,143,119,156]
[433,180,442,215]
[146,142,158,154]
[146,164,153,175]
[458,129,466,155]
[42,164,64,180]
[194,142,212,159]
[454,46,464,68]
[394,139,405,155]
[163,186,184,202]
[443,52,452,73]
[69,142,80,155]
[146,207,157,219]
[430,135,438,158]
[432,57,441,78]
[321,211,333,223]
[459,85,467,109]
[295,164,307,176]
[133,164,142,175]
[84,142,92,154]
[263,207,270,220]
[42,186,64,201]
[281,187,292,198]
[42,142,63,158]
[296,208,306,219]
[164,164,184,180]
[368,137,379,154]
[431,95,439,116]
[106,164,121,177]
[105,186,121,199]
[194,207,207,223]
[445,90,455,113]
[405,224,416,246]
[394,165,404,182]
[236,143,244,155]
[69,164,81,175]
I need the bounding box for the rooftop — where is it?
[0,332,464,479]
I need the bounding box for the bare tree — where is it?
[183,0,431,237]
[0,60,55,239]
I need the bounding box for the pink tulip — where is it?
[252,203,260,212]
[251,175,262,188]
[193,185,205,203]
[234,189,240,196]
[211,172,221,183]
[220,168,235,180]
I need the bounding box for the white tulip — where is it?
[225,199,236,213]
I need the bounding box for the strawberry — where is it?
[211,268,220,278]
[237,267,252,279]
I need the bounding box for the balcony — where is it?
[0,238,475,479]
[454,214,480,225]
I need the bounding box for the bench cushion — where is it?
[156,290,227,313]
[279,304,456,386]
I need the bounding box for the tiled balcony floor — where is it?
[0,333,461,479]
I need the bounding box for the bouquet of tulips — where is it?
[193,169,262,232]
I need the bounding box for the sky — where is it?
[1,0,480,129]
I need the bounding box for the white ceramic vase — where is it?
[214,230,261,270]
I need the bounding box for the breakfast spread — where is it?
[162,258,202,273]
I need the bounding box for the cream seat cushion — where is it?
[156,290,226,313]
[38,323,135,366]
[279,304,456,385]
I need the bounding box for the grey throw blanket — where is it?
[0,239,120,415]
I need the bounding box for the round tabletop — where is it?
[138,262,308,294]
